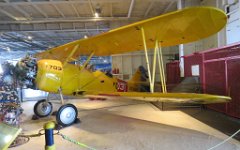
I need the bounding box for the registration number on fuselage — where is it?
[115,79,128,92]
[46,65,62,71]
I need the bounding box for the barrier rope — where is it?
[207,129,240,150]
[19,128,96,150]
[19,126,240,150]
[19,129,45,138]
[58,133,96,150]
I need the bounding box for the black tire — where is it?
[33,99,53,117]
[56,104,78,126]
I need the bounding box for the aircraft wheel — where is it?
[56,104,78,126]
[33,99,53,117]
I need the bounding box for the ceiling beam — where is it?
[27,0,48,18]
[88,0,95,16]
[0,0,174,6]
[12,5,32,20]
[32,4,48,18]
[0,17,140,24]
[0,44,11,51]
[0,9,18,20]
[163,1,176,13]
[127,0,135,18]
[0,21,110,32]
[71,4,80,17]
[53,5,65,18]
[2,33,48,49]
[0,0,125,6]
[110,3,113,17]
[10,42,28,48]
[50,0,66,18]
[144,1,154,17]
[3,0,31,20]
[0,38,80,43]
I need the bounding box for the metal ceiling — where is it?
[0,0,177,60]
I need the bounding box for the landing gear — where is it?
[33,91,79,127]
[33,99,53,117]
[56,104,78,126]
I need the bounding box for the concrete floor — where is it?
[11,99,240,150]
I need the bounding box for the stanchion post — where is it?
[44,122,56,150]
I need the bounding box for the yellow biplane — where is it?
[19,7,231,126]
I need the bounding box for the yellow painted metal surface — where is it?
[87,92,231,104]
[34,6,230,104]
[44,122,55,130]
[45,145,56,150]
[36,7,227,62]
[36,59,63,93]
[60,64,118,95]
[35,59,231,104]
[0,123,22,150]
[36,60,118,95]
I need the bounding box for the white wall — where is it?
[226,0,240,44]
[183,0,240,53]
[112,47,178,81]
[181,0,220,54]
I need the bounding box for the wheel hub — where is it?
[34,100,53,117]
[38,103,50,114]
[59,107,76,125]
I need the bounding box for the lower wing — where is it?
[85,92,231,104]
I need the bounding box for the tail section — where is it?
[128,66,150,92]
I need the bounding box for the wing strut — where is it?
[63,44,80,66]
[140,27,167,93]
[157,42,167,93]
[141,27,153,92]
[80,51,95,71]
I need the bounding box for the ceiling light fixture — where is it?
[6,47,10,52]
[0,65,3,74]
[27,36,32,40]
[94,4,101,18]
[94,12,99,18]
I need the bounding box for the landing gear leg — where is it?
[55,88,79,127]
[58,88,64,105]
[51,88,64,115]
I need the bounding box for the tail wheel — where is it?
[56,104,78,126]
[33,99,53,117]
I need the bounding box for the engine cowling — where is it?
[36,59,63,93]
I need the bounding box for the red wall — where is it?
[166,61,180,84]
[184,42,240,118]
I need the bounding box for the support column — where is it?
[179,44,184,77]
[178,0,185,77]
[217,0,227,47]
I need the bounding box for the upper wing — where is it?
[36,7,227,62]
[89,92,231,104]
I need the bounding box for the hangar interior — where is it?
[0,0,240,150]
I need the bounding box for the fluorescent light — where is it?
[94,12,99,18]
[0,65,3,74]
[6,47,10,51]
[27,36,32,40]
